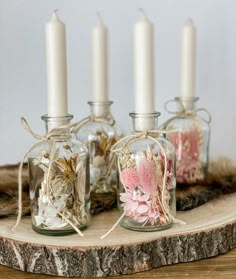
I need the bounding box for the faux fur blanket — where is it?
[0,158,235,217]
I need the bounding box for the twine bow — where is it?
[13,113,116,235]
[100,129,185,239]
[162,99,212,128]
[12,117,86,235]
[72,113,115,134]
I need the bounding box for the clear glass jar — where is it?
[28,115,90,236]
[117,113,176,231]
[165,97,210,184]
[76,101,121,194]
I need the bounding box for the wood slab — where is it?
[1,193,236,277]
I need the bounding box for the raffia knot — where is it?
[13,114,116,234]
[13,117,86,234]
[163,99,212,126]
[101,126,184,239]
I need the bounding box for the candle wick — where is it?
[96,10,103,21]
[54,8,59,15]
[138,8,147,17]
[185,18,194,27]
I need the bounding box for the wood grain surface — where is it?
[1,193,236,277]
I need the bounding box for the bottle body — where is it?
[76,102,120,194]
[165,99,210,184]
[117,113,176,231]
[28,116,90,235]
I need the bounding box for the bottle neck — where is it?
[129,112,160,132]
[177,97,198,112]
[88,101,113,119]
[41,114,73,135]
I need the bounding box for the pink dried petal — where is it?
[127,200,139,211]
[176,158,204,183]
[160,215,167,225]
[137,204,149,214]
[188,129,199,160]
[169,132,185,149]
[134,215,148,223]
[148,211,159,218]
[120,193,130,203]
[137,159,156,194]
[120,168,139,190]
[139,194,150,202]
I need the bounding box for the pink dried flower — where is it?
[120,168,139,190]
[169,130,200,161]
[176,158,204,183]
[137,158,156,195]
[120,189,160,225]
[169,132,185,149]
[188,129,199,160]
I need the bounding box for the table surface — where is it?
[1,248,236,279]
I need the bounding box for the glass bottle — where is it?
[117,113,176,231]
[28,115,90,236]
[76,101,121,195]
[165,97,210,184]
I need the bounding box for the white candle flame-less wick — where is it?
[185,18,194,26]
[96,11,103,22]
[138,8,147,17]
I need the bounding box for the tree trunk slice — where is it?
[0,193,236,277]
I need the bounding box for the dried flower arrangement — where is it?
[168,122,205,184]
[118,144,175,229]
[85,126,119,194]
[1,158,236,217]
[28,143,90,234]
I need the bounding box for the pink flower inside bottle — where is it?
[116,113,176,231]
[164,97,210,185]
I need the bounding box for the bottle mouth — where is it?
[88,101,113,118]
[129,112,160,132]
[41,114,74,122]
[41,114,74,133]
[175,97,199,111]
[175,97,199,102]
[88,101,113,106]
[129,112,161,118]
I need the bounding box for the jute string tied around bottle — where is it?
[161,99,212,128]
[12,117,85,236]
[13,114,117,236]
[72,112,118,177]
[101,129,186,240]
[71,112,115,134]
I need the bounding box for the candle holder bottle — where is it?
[164,97,210,185]
[117,113,176,231]
[28,114,90,236]
[76,101,121,195]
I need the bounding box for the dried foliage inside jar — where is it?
[117,140,176,231]
[29,144,90,234]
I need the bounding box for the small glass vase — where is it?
[76,101,120,195]
[28,114,90,236]
[165,97,210,184]
[117,113,176,231]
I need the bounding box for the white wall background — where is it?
[0,0,235,164]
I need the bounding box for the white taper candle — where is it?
[180,18,196,106]
[92,15,108,104]
[46,11,68,119]
[134,12,155,131]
